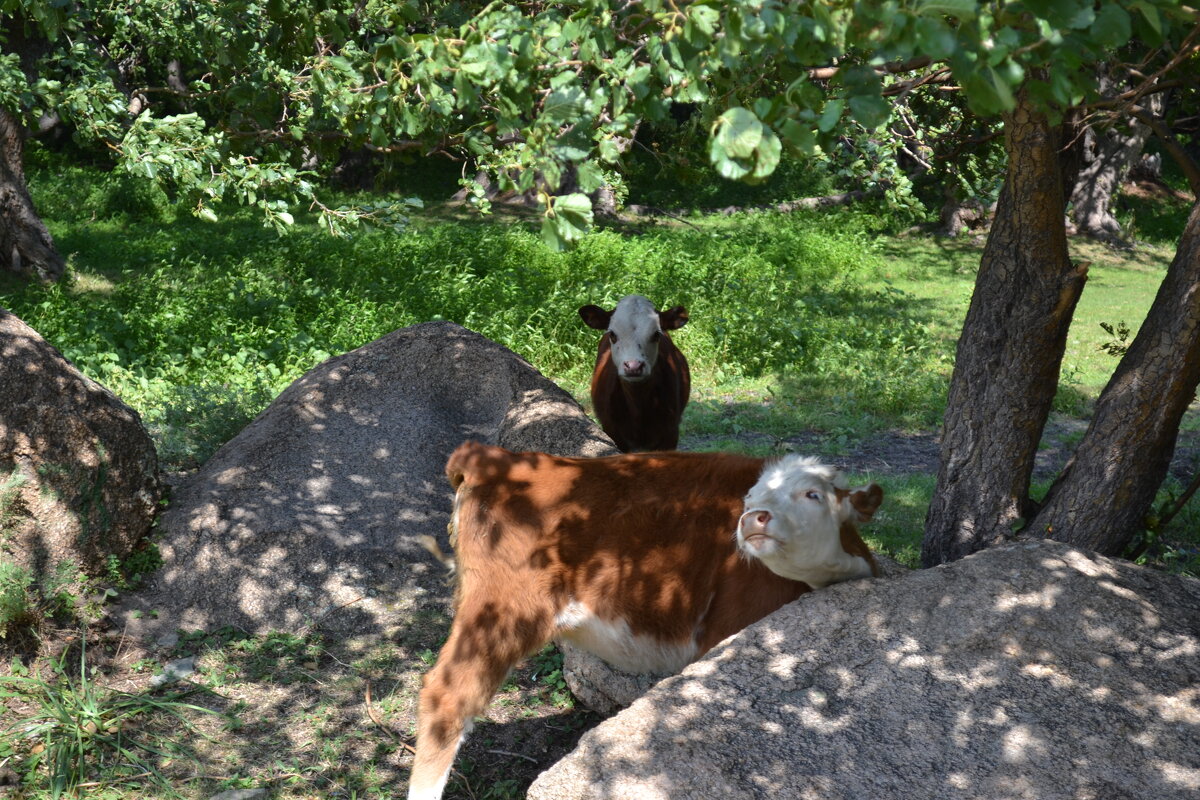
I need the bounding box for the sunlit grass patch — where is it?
[852,472,932,569]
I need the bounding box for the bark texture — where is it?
[1033,201,1200,553]
[0,107,65,281]
[922,95,1085,567]
[1068,124,1151,240]
[1065,72,1158,241]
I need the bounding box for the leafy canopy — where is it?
[1,0,1191,245]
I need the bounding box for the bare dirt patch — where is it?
[687,415,1200,484]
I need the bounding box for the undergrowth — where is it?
[4,158,949,471]
[0,639,218,798]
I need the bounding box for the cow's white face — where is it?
[606,294,664,383]
[736,455,878,587]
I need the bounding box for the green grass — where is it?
[856,473,936,569]
[0,639,218,798]
[4,163,945,468]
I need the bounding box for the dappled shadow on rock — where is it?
[111,321,614,644]
[529,540,1200,800]
[0,307,160,646]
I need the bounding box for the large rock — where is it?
[112,322,615,641]
[529,540,1200,800]
[0,307,160,581]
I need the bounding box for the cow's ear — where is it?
[659,306,689,330]
[846,484,884,522]
[579,305,613,330]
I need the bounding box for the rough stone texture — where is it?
[529,540,1200,800]
[0,307,160,578]
[561,639,665,717]
[565,552,913,715]
[111,322,615,641]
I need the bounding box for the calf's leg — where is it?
[408,598,553,800]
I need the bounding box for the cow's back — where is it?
[445,442,807,649]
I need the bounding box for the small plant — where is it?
[0,560,36,638]
[103,545,163,592]
[41,560,89,622]
[1099,320,1132,357]
[0,637,219,798]
[1127,478,1200,577]
[528,645,573,708]
[0,470,28,534]
[1052,363,1090,417]
[481,777,523,799]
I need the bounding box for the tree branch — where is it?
[1130,105,1200,197]
[808,56,934,82]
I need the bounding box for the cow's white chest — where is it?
[554,600,697,675]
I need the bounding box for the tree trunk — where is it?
[0,107,65,282]
[1030,201,1200,553]
[922,93,1086,567]
[1066,72,1158,242]
[1068,122,1150,241]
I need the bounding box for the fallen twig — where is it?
[487,748,538,764]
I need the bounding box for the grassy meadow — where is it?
[4,150,1196,567]
[0,149,1198,798]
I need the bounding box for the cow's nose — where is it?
[622,360,646,377]
[741,510,771,535]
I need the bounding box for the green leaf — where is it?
[988,66,1016,111]
[544,86,587,123]
[817,98,844,133]
[541,193,593,250]
[554,126,593,162]
[460,42,510,83]
[1131,0,1163,37]
[575,161,605,194]
[914,17,958,59]
[554,193,593,229]
[598,137,621,163]
[1091,3,1131,47]
[690,4,721,36]
[748,127,782,183]
[541,216,569,251]
[779,119,816,155]
[708,138,752,180]
[1068,5,1096,29]
[915,0,977,21]
[848,94,891,129]
[715,107,763,159]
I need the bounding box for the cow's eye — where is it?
[805,490,822,501]
[651,330,662,342]
[609,332,619,343]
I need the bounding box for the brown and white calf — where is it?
[579,294,691,452]
[407,441,883,800]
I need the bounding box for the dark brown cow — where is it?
[407,442,883,799]
[579,294,690,451]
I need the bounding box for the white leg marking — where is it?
[408,722,472,800]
